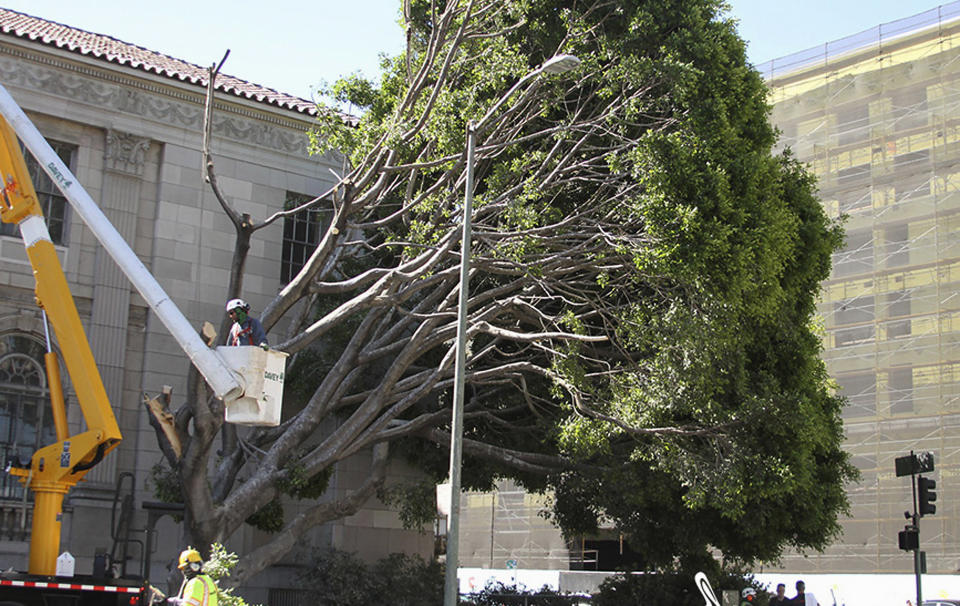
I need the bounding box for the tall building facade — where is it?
[762,2,960,574]
[0,8,432,601]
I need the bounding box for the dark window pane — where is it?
[838,372,876,419]
[893,151,931,203]
[837,164,871,187]
[0,140,75,244]
[834,296,876,348]
[889,368,914,415]
[834,230,873,277]
[836,104,869,146]
[885,290,911,338]
[281,191,328,283]
[892,88,927,132]
[884,224,909,267]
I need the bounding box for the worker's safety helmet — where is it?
[226,298,250,313]
[741,588,756,600]
[178,548,203,571]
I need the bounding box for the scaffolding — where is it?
[756,2,960,81]
[766,1,960,574]
[459,479,573,571]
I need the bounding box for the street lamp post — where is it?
[442,53,581,606]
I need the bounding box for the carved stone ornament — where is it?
[105,129,151,176]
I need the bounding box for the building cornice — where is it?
[0,38,316,156]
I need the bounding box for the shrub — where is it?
[299,549,442,606]
[592,567,763,606]
[466,581,589,606]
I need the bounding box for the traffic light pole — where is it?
[910,470,920,606]
[896,450,936,606]
[914,547,922,606]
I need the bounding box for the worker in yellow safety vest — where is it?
[167,548,218,606]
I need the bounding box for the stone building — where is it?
[0,7,431,601]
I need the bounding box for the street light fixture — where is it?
[472,54,582,133]
[442,52,581,606]
[541,54,582,74]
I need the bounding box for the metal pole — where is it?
[490,489,495,568]
[443,120,476,606]
[439,55,579,606]
[915,548,922,606]
[910,450,922,606]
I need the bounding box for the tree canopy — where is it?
[150,0,857,583]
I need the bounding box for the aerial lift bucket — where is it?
[217,346,289,426]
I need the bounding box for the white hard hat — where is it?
[226,298,249,312]
[741,588,756,599]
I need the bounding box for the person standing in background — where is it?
[770,583,790,606]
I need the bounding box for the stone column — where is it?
[82,129,151,487]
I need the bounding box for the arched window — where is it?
[0,333,56,499]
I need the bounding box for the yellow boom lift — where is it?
[0,117,122,576]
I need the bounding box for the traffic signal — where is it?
[918,475,937,516]
[899,526,919,550]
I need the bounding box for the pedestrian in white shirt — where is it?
[792,580,820,606]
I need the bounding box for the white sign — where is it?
[437,482,452,517]
[56,551,75,577]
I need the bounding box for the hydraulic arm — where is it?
[0,81,287,578]
[0,117,122,575]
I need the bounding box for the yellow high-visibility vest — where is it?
[178,574,218,606]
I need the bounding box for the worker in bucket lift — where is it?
[167,548,218,606]
[225,298,268,348]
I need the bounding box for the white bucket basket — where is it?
[217,346,289,426]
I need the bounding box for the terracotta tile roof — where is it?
[0,7,318,116]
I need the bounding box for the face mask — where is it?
[183,561,201,577]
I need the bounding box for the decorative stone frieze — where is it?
[0,44,309,155]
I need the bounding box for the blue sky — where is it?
[0,0,942,101]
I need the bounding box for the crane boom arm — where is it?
[0,83,243,403]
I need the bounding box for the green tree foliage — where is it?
[157,0,857,583]
[298,550,443,606]
[202,543,261,606]
[468,582,587,606]
[377,479,441,530]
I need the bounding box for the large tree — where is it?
[149,0,857,584]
